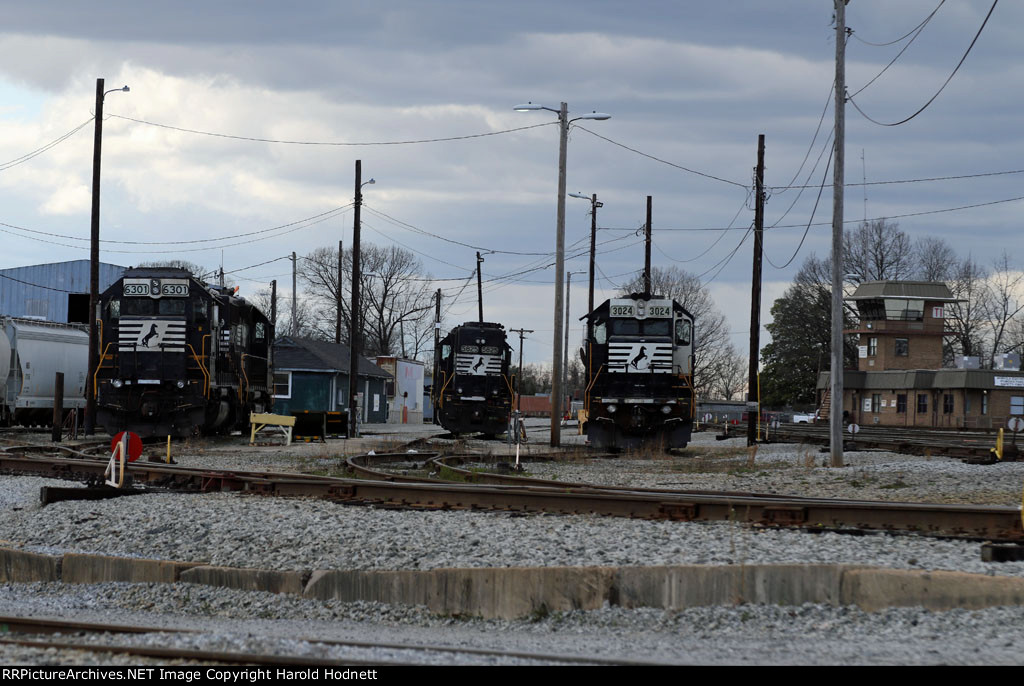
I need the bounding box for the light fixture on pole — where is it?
[514,102,610,447]
[85,79,130,435]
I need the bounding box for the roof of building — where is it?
[273,337,391,378]
[818,368,1024,391]
[846,280,957,302]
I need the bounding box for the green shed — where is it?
[271,337,391,424]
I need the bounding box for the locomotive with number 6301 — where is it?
[95,266,274,437]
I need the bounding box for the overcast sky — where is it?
[0,0,1019,366]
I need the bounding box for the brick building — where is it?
[817,280,1024,430]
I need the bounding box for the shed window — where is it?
[871,394,881,413]
[895,339,909,357]
[896,394,907,414]
[868,337,877,356]
[943,394,954,414]
[273,372,291,398]
[1012,396,1024,416]
[917,394,928,414]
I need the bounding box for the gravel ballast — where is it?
[2,426,1024,665]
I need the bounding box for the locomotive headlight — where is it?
[661,404,673,414]
[605,404,617,414]
[457,387,464,394]
[111,379,123,389]
[491,389,499,396]
[176,380,186,389]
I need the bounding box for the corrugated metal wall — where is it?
[0,260,126,322]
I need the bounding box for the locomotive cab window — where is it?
[193,301,208,325]
[158,299,186,316]
[593,320,607,344]
[441,344,452,360]
[675,319,692,345]
[107,299,121,321]
[123,298,155,316]
[610,319,640,336]
[253,322,265,341]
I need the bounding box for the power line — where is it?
[0,203,353,247]
[107,113,555,146]
[361,204,555,256]
[850,0,945,47]
[848,1,944,99]
[573,125,749,189]
[848,0,998,127]
[770,167,1024,192]
[764,142,834,270]
[0,118,95,172]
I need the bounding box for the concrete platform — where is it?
[5,546,1024,619]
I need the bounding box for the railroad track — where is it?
[0,615,669,666]
[766,423,1019,461]
[2,442,1022,542]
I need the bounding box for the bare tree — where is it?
[913,236,957,282]
[981,251,1024,366]
[843,219,915,281]
[946,255,990,361]
[709,347,748,401]
[299,242,434,358]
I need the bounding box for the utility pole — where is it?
[747,134,766,447]
[548,101,569,448]
[290,252,297,334]
[831,0,848,468]
[510,328,534,415]
[476,252,484,323]
[336,240,343,344]
[270,280,277,330]
[586,195,601,336]
[562,271,582,423]
[644,196,652,297]
[432,288,441,424]
[349,160,363,439]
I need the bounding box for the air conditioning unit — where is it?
[994,353,1021,371]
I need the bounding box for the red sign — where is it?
[111,431,144,462]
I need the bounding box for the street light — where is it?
[85,79,129,435]
[514,102,610,447]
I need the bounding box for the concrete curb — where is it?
[0,548,60,583]
[4,546,1024,618]
[62,553,201,584]
[181,565,307,595]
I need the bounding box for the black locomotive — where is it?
[433,321,513,436]
[95,267,273,437]
[581,293,695,449]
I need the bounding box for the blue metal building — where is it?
[0,260,126,323]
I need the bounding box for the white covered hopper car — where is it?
[1,317,88,426]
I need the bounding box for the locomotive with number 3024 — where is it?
[95,266,274,438]
[581,292,695,449]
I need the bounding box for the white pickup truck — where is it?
[792,410,819,423]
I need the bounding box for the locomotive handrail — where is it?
[502,373,515,400]
[438,371,454,408]
[92,342,114,400]
[187,344,210,397]
[584,364,605,411]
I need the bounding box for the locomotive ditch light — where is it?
[176,380,186,389]
[606,404,617,413]
[661,404,673,414]
[112,379,123,388]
